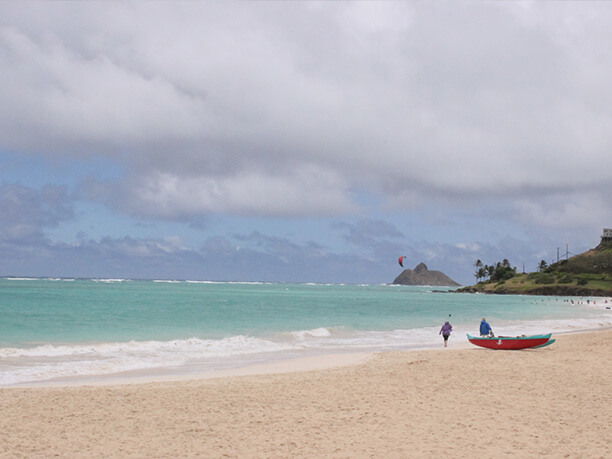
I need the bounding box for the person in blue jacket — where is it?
[480,318,493,337]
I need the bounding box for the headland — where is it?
[459,237,612,296]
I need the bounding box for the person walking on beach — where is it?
[480,318,493,337]
[439,321,453,347]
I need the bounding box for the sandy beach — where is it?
[1,329,610,458]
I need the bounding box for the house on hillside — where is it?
[602,228,612,242]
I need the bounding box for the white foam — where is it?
[291,327,333,340]
[0,335,299,385]
[2,310,610,386]
[92,278,131,283]
[2,277,38,281]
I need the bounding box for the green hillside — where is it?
[551,240,612,275]
[458,240,612,296]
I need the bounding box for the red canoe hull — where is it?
[467,334,552,350]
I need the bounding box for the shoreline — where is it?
[1,328,610,457]
[5,325,610,389]
[11,351,377,389]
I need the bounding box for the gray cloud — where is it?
[84,165,357,219]
[1,2,611,281]
[0,184,73,242]
[3,2,612,223]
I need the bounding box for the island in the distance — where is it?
[392,262,460,286]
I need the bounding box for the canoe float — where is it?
[467,333,553,350]
[531,338,556,349]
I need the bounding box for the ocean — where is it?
[1,277,610,386]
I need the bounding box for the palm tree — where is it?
[474,259,484,281]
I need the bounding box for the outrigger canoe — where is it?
[467,333,553,350]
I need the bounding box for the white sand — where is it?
[1,329,610,457]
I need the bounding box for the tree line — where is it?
[474,259,550,282]
[474,259,516,282]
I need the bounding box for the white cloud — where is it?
[513,191,612,230]
[113,165,356,218]
[2,1,612,226]
[456,242,481,252]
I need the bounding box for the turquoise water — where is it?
[1,278,610,385]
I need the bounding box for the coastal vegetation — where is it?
[458,240,612,296]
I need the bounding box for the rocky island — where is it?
[393,262,460,286]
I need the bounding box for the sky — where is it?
[1,1,612,285]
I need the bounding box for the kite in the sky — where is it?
[398,256,406,267]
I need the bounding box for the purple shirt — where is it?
[440,322,453,335]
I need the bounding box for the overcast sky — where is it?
[1,1,611,284]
